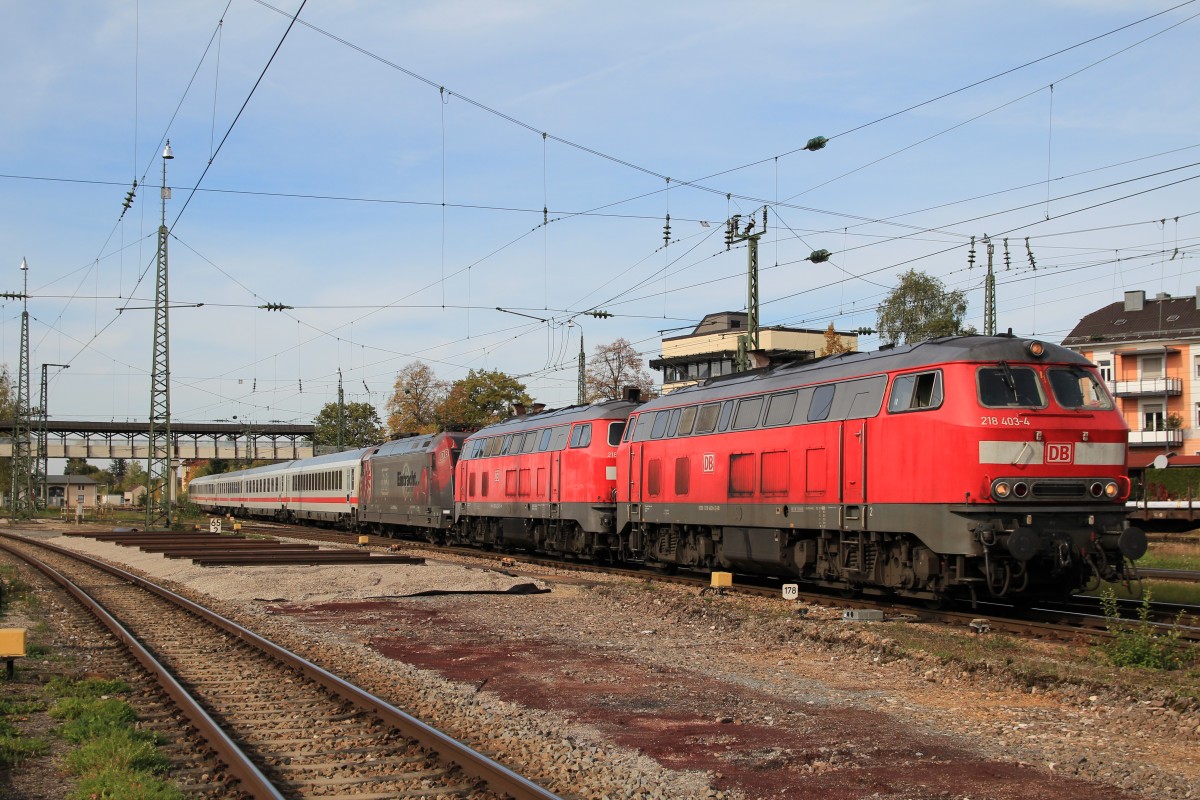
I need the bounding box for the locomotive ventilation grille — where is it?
[991,477,1120,502]
[1029,481,1087,499]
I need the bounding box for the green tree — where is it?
[876,269,974,345]
[312,401,384,450]
[385,361,447,437]
[104,458,128,488]
[64,458,102,478]
[436,369,531,429]
[585,338,656,402]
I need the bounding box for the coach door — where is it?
[841,419,867,527]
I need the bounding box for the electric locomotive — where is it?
[358,431,467,537]
[616,334,1145,603]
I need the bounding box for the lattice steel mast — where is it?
[147,142,174,529]
[8,258,33,517]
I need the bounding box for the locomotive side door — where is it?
[627,444,644,522]
[841,419,867,527]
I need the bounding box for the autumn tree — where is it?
[876,270,973,345]
[585,338,656,402]
[436,369,531,429]
[312,401,385,450]
[386,361,447,436]
[819,323,852,357]
[64,458,103,479]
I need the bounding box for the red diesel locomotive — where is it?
[451,399,639,558]
[616,334,1145,602]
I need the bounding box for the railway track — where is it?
[0,532,560,800]
[257,524,1200,643]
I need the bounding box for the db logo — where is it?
[1046,443,1073,464]
[702,453,716,473]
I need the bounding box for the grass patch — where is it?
[43,676,182,798]
[1139,541,1200,571]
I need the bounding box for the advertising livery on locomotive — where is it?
[189,333,1146,604]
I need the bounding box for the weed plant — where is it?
[1099,588,1192,670]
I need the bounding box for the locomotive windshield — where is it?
[1047,366,1114,410]
[977,364,1046,408]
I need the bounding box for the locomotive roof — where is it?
[369,430,467,457]
[465,398,640,440]
[652,334,1090,407]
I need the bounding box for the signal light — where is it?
[1026,341,1046,358]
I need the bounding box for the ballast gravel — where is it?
[29,525,1200,800]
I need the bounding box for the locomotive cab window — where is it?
[608,421,627,446]
[978,364,1046,408]
[1048,367,1113,410]
[888,371,943,413]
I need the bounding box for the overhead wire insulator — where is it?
[259,302,293,311]
[807,249,832,264]
[761,206,768,231]
[1003,238,1011,271]
[968,236,976,269]
[805,136,828,151]
[663,213,671,246]
[1025,237,1037,271]
[587,310,613,319]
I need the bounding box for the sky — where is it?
[2,0,1198,433]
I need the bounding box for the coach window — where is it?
[888,371,944,413]
[501,434,518,455]
[977,365,1046,408]
[764,391,798,426]
[537,427,554,451]
[732,396,764,430]
[808,384,836,422]
[650,411,670,439]
[717,400,735,431]
[521,431,539,454]
[1048,367,1113,410]
[569,423,593,448]
[676,406,698,436]
[666,408,682,436]
[608,421,627,446]
[694,403,720,434]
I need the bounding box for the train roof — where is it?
[651,334,1090,408]
[368,430,467,458]
[465,398,640,440]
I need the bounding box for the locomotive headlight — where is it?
[1026,340,1047,358]
[993,481,1011,499]
[1104,481,1119,499]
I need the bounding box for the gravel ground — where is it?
[22,524,1200,799]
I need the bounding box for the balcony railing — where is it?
[1128,429,1184,447]
[1112,377,1183,397]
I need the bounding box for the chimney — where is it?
[511,403,526,416]
[1124,290,1145,312]
[531,403,546,414]
[1155,292,1171,301]
[622,386,642,403]
[1195,287,1200,310]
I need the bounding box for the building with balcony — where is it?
[649,312,858,394]
[1062,289,1200,463]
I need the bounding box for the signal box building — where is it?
[650,312,858,394]
[1062,289,1200,466]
